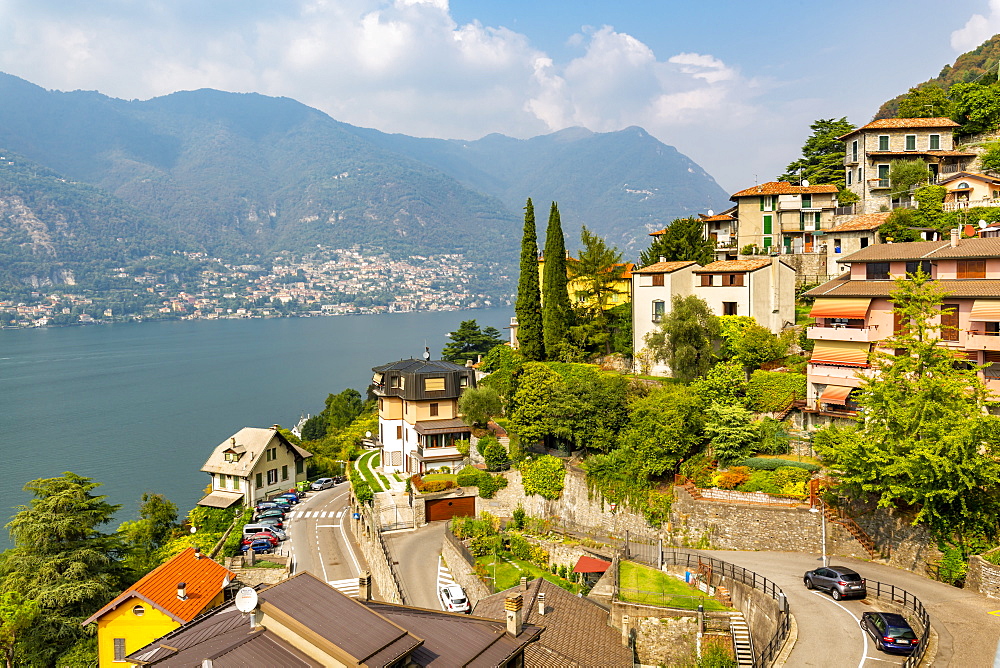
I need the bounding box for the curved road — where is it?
[703,549,1000,667]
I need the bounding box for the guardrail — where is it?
[865,580,930,668]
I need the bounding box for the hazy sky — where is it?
[0,0,998,192]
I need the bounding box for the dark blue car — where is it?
[240,538,274,554]
[861,612,919,654]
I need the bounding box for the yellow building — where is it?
[538,255,634,310]
[82,547,235,666]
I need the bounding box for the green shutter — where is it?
[759,197,764,211]
[763,215,772,234]
[799,213,805,231]
[255,472,263,488]
[763,236,772,248]
[814,213,821,231]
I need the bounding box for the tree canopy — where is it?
[645,295,719,382]
[777,118,856,188]
[515,199,544,361]
[442,319,504,364]
[541,202,572,359]
[639,217,714,268]
[567,226,629,355]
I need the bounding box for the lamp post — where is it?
[809,505,828,567]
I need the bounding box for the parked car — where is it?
[255,508,287,522]
[255,501,289,513]
[860,612,920,654]
[438,584,470,614]
[803,565,867,600]
[240,538,274,554]
[333,475,346,484]
[253,516,284,530]
[241,532,279,547]
[259,525,287,541]
[274,493,300,505]
[312,477,335,490]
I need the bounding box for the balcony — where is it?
[807,364,873,383]
[964,330,1000,351]
[807,324,881,343]
[868,178,890,190]
[835,204,857,216]
[944,198,1000,212]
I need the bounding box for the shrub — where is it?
[558,564,569,579]
[511,504,526,530]
[741,457,819,472]
[529,544,549,567]
[469,534,503,556]
[715,466,751,490]
[457,466,483,487]
[477,473,508,499]
[745,371,806,413]
[738,470,781,494]
[479,435,511,472]
[455,439,471,457]
[507,533,533,561]
[520,455,566,500]
[420,480,456,493]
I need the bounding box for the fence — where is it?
[444,527,476,566]
[864,580,930,668]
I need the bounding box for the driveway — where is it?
[383,522,448,609]
[702,549,1000,667]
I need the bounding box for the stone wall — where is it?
[965,555,1000,599]
[480,468,658,538]
[441,532,491,607]
[612,602,729,668]
[841,498,940,574]
[350,503,404,604]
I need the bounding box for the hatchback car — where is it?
[258,525,287,541]
[255,501,289,513]
[241,532,279,547]
[254,516,284,530]
[240,538,274,554]
[274,493,300,504]
[255,508,287,522]
[803,565,867,600]
[438,584,471,614]
[861,612,919,654]
[312,478,335,490]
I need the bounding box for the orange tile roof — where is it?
[83,548,236,626]
[693,259,773,273]
[837,117,960,139]
[701,214,735,222]
[632,261,697,274]
[829,212,890,232]
[730,181,839,198]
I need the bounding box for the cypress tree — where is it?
[542,202,571,358]
[515,199,544,361]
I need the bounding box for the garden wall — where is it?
[841,498,940,575]
[965,555,1000,599]
[480,468,657,537]
[441,531,491,607]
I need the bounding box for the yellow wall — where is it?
[379,396,403,420]
[413,399,456,421]
[538,257,631,310]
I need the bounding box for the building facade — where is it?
[729,182,840,255]
[373,358,476,474]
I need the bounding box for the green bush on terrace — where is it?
[745,370,806,413]
[741,457,819,472]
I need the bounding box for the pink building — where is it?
[803,232,1000,425]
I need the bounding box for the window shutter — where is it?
[763,215,772,234]
[424,377,446,392]
[759,197,765,211]
[114,639,126,662]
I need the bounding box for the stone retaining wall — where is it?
[351,503,404,604]
[965,555,1000,599]
[611,602,729,668]
[441,533,491,607]
[841,498,939,574]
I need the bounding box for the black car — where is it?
[803,565,867,600]
[861,612,920,654]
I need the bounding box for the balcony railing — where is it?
[807,323,879,343]
[868,178,890,190]
[943,198,1000,212]
[964,331,1000,351]
[834,204,856,216]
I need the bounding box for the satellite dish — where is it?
[706,209,715,217]
[801,179,810,187]
[980,220,989,229]
[234,587,258,613]
[423,346,431,361]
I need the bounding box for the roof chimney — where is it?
[505,594,523,636]
[194,547,201,559]
[177,582,188,601]
[621,614,630,647]
[359,571,372,602]
[658,256,666,263]
[520,576,528,591]
[231,437,236,447]
[951,228,960,248]
[537,591,546,616]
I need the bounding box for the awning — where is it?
[573,555,612,574]
[414,418,471,435]
[372,372,383,384]
[809,297,872,319]
[196,491,244,509]
[810,341,871,367]
[819,385,854,405]
[970,300,1000,321]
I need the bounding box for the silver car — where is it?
[804,565,867,600]
[311,477,334,490]
[259,525,288,541]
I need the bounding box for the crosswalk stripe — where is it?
[328,578,360,596]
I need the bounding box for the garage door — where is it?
[425,496,476,522]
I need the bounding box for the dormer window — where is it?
[224,451,240,462]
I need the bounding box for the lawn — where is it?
[422,473,458,483]
[618,561,731,611]
[476,553,583,594]
[354,450,384,492]
[769,453,823,467]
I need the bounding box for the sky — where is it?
[0,0,998,192]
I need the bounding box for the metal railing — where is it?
[865,580,930,668]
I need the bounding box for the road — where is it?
[283,482,373,597]
[703,549,1000,668]
[383,522,448,609]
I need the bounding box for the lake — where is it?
[0,309,512,534]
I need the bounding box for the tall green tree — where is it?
[888,159,930,199]
[542,202,572,359]
[567,226,628,354]
[950,82,1000,134]
[704,402,759,465]
[644,295,719,382]
[0,473,125,666]
[0,592,40,668]
[778,117,856,188]
[119,492,178,576]
[897,85,954,118]
[621,385,706,475]
[442,319,504,364]
[814,273,1000,558]
[325,388,365,432]
[639,218,714,267]
[508,362,563,445]
[458,386,503,428]
[515,199,544,361]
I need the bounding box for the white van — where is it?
[243,523,276,538]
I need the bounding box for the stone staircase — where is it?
[822,502,879,559]
[728,612,754,667]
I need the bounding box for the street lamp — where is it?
[809,505,828,567]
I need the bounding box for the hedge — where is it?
[454,466,508,498]
[519,455,566,500]
[741,457,819,472]
[745,370,806,413]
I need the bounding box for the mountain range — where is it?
[0,72,729,291]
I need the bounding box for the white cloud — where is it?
[952,0,1000,51]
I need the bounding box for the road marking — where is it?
[317,524,341,528]
[339,508,362,576]
[810,592,870,668]
[329,578,359,597]
[990,610,1000,616]
[336,509,345,518]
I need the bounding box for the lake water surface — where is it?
[0,309,511,533]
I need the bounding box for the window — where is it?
[652,300,665,322]
[834,238,842,254]
[877,164,890,188]
[802,193,813,208]
[763,236,772,249]
[114,638,126,662]
[266,447,277,462]
[233,476,240,490]
[430,402,439,417]
[866,262,890,280]
[295,460,303,475]
[225,451,236,462]
[857,167,863,182]
[724,273,744,286]
[957,260,986,279]
[132,605,145,616]
[255,472,263,489]
[799,211,820,230]
[763,215,772,234]
[759,195,774,211]
[878,135,889,151]
[459,375,469,388]
[851,140,858,162]
[929,134,940,150]
[267,468,279,485]
[723,302,738,316]
[424,377,445,392]
[281,465,288,481]
[396,425,402,440]
[651,272,665,287]
[905,260,932,276]
[700,274,713,287]
[846,169,852,185]
[905,134,916,151]
[860,237,870,248]
[941,304,960,341]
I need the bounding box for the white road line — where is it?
[329,578,360,596]
[339,506,362,575]
[810,592,871,668]
[336,509,345,518]
[317,524,341,528]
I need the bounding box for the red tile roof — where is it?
[701,214,735,222]
[837,117,960,139]
[83,548,235,626]
[693,260,773,273]
[572,555,611,573]
[632,261,697,274]
[730,181,838,198]
[829,212,891,232]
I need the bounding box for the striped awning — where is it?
[810,341,871,367]
[819,385,853,405]
[809,298,872,319]
[970,300,1000,321]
